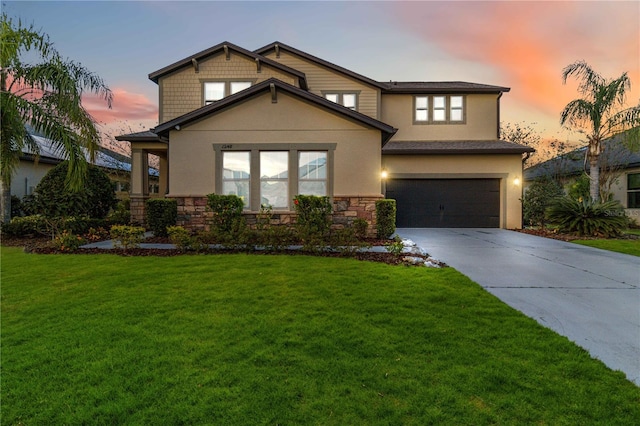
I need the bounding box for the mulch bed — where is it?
[514,228,640,241]
[2,235,432,266]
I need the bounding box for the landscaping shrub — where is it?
[53,230,86,253]
[1,215,48,237]
[376,199,396,239]
[146,198,177,237]
[546,197,628,237]
[206,194,245,233]
[353,218,369,240]
[385,235,404,255]
[293,195,332,251]
[10,195,23,218]
[522,176,564,228]
[108,200,131,225]
[167,226,207,252]
[110,225,145,249]
[567,173,591,201]
[30,161,117,219]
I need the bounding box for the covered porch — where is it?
[115,131,168,225]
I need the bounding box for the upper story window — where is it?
[204,80,252,105]
[323,92,359,111]
[628,173,640,208]
[414,95,465,124]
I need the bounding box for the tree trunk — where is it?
[1,179,11,223]
[589,154,600,203]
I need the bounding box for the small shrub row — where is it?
[1,215,113,238]
[110,225,145,249]
[146,198,177,237]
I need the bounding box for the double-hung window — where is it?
[260,151,289,209]
[204,81,252,105]
[298,151,327,196]
[628,173,640,208]
[414,95,465,123]
[222,151,251,207]
[324,92,358,111]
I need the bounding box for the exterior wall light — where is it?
[381,169,388,179]
[513,177,521,186]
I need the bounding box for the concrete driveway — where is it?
[397,228,640,385]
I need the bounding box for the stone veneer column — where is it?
[130,196,148,226]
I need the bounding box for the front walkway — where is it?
[397,228,640,385]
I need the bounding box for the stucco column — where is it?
[158,153,169,195]
[131,148,149,196]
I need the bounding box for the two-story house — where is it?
[117,41,533,231]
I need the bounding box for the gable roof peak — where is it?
[148,41,307,88]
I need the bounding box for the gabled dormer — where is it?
[255,41,385,119]
[149,41,307,122]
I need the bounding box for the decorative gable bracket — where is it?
[270,83,277,103]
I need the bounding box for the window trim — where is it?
[321,91,361,111]
[413,95,467,124]
[202,79,256,105]
[627,172,640,208]
[213,143,336,211]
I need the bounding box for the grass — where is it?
[573,230,640,257]
[2,248,639,424]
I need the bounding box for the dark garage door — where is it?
[386,179,500,228]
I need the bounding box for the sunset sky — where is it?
[5,0,640,152]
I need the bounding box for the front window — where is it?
[415,96,428,122]
[324,92,358,111]
[414,95,466,124]
[628,173,640,208]
[222,151,251,207]
[204,81,252,105]
[299,151,327,196]
[204,82,225,105]
[432,96,446,121]
[214,144,335,211]
[260,151,289,209]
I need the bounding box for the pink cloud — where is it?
[83,88,158,125]
[394,1,640,118]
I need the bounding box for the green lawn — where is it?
[573,233,640,256]
[2,248,638,424]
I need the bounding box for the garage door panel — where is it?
[387,179,500,228]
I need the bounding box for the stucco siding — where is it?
[11,160,56,199]
[159,53,297,122]
[383,154,524,228]
[168,91,382,198]
[380,93,499,141]
[263,50,380,119]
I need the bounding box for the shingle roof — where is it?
[22,135,159,176]
[254,41,388,90]
[154,78,397,144]
[115,130,161,142]
[524,132,640,180]
[380,81,510,94]
[382,140,534,155]
[148,41,307,89]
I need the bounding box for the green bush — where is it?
[167,226,207,252]
[522,176,564,228]
[385,236,404,256]
[293,195,332,251]
[30,161,117,219]
[376,199,396,239]
[353,218,369,240]
[146,198,177,237]
[110,225,145,249]
[53,230,86,253]
[1,215,48,237]
[546,197,627,237]
[567,173,591,201]
[206,194,245,234]
[108,200,131,225]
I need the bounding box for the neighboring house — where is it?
[524,133,640,218]
[14,134,159,201]
[117,41,532,230]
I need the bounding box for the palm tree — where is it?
[561,61,640,202]
[1,14,112,222]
